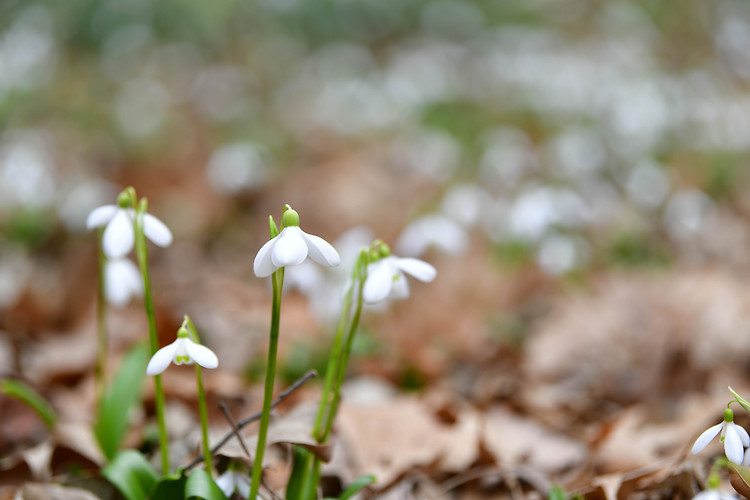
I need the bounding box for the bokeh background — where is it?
[5,0,750,497]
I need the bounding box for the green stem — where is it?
[321,274,365,442]
[303,259,367,500]
[312,279,355,441]
[195,365,213,477]
[249,268,284,500]
[95,227,108,399]
[185,316,214,477]
[134,199,170,474]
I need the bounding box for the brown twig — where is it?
[183,369,317,470]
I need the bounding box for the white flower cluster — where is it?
[692,409,750,466]
[86,191,173,307]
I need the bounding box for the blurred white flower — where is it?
[253,206,340,278]
[692,409,749,465]
[104,258,143,307]
[86,203,173,259]
[216,469,253,499]
[146,328,219,376]
[363,255,436,304]
[396,214,468,257]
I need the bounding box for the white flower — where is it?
[692,410,750,465]
[693,490,740,500]
[216,469,254,499]
[86,204,172,259]
[146,329,219,375]
[253,206,340,278]
[395,214,468,257]
[104,258,143,307]
[363,255,436,304]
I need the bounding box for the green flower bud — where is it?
[177,327,189,339]
[282,205,300,228]
[724,408,734,423]
[708,472,720,489]
[118,191,132,208]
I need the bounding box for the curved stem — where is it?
[249,268,284,500]
[134,199,170,474]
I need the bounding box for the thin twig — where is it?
[183,369,317,470]
[220,402,251,458]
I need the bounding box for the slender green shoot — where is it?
[132,191,170,474]
[185,316,214,477]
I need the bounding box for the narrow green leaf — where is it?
[102,450,159,500]
[185,468,228,500]
[94,342,149,461]
[338,475,376,500]
[0,378,57,429]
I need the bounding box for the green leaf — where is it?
[338,475,376,500]
[94,342,149,461]
[0,378,57,429]
[185,468,228,500]
[102,450,159,500]
[151,474,187,498]
[548,486,568,500]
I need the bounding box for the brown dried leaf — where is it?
[482,406,585,473]
[21,483,99,500]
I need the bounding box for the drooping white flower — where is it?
[86,193,173,259]
[692,409,749,465]
[363,253,436,304]
[216,469,253,499]
[104,257,143,307]
[253,205,340,278]
[146,327,219,376]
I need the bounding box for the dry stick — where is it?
[183,369,317,470]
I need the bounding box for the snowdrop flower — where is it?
[104,257,143,307]
[692,408,749,465]
[396,214,468,257]
[363,244,436,304]
[253,205,340,278]
[86,190,173,259]
[146,326,219,375]
[216,469,254,499]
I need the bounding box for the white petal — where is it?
[102,209,135,259]
[237,473,252,498]
[395,258,437,282]
[362,260,394,304]
[104,259,140,307]
[724,424,745,465]
[143,213,173,247]
[734,422,750,447]
[184,339,219,369]
[253,237,278,278]
[389,271,410,300]
[146,342,179,375]
[692,423,722,454]
[271,227,307,268]
[86,205,118,230]
[215,471,235,497]
[301,231,340,267]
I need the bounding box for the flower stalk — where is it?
[185,316,214,477]
[132,192,170,474]
[249,217,285,500]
